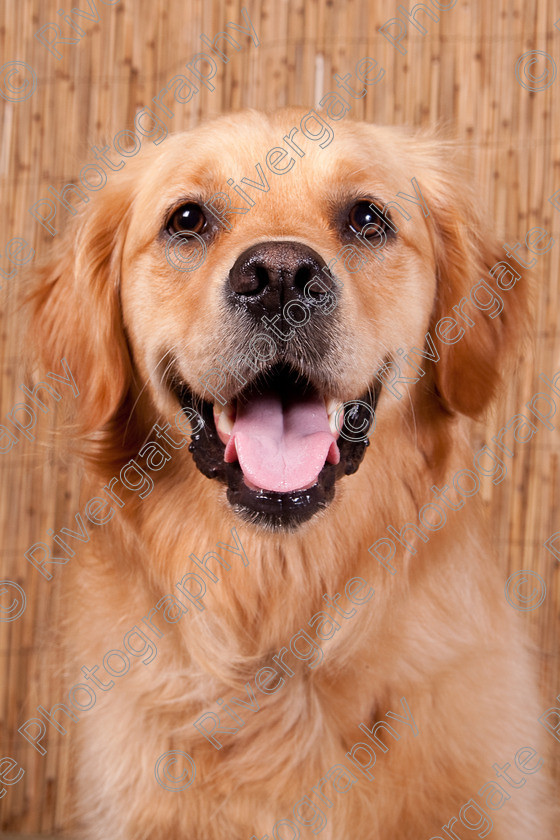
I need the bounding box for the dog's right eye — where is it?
[166,203,207,235]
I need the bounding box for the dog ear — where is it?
[27,172,136,443]
[422,155,528,418]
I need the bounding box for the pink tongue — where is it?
[224,392,340,492]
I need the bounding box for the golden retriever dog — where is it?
[26,108,554,839]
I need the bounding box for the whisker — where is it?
[121,347,176,444]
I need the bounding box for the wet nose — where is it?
[227,240,333,318]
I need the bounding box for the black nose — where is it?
[228,241,333,317]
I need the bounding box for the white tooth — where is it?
[217,409,234,437]
[326,400,343,436]
[325,397,338,416]
[214,400,236,419]
[329,412,340,436]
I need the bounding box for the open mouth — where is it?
[173,364,379,530]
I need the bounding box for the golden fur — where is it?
[28,109,553,839]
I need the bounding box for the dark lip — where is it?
[172,364,380,531]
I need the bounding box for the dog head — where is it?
[29,108,526,532]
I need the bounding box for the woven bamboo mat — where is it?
[1,0,559,833]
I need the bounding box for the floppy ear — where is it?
[421,153,528,418]
[27,173,135,446]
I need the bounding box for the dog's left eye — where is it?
[166,203,207,235]
[348,201,392,240]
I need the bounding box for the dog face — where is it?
[29,109,524,531]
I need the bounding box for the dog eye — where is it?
[167,203,207,235]
[348,201,392,240]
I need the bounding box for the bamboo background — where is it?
[0,0,559,835]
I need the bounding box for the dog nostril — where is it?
[304,275,328,299]
[294,262,332,300]
[254,264,269,294]
[230,262,269,295]
[293,263,313,292]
